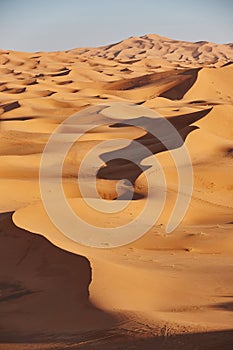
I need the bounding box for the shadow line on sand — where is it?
[0,212,115,342]
[98,108,211,186]
[1,328,233,350]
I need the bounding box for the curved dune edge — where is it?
[0,212,115,341]
[0,34,233,343]
[12,202,233,333]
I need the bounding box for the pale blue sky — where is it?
[0,0,232,52]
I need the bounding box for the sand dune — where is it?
[0,212,114,341]
[0,34,233,348]
[73,34,233,67]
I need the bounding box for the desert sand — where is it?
[0,34,233,349]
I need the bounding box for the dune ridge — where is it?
[74,34,233,67]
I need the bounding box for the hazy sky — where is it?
[0,0,232,52]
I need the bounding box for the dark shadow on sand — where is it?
[1,328,232,350]
[97,108,211,186]
[0,213,114,342]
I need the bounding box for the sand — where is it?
[0,34,233,349]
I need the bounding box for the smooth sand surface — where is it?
[0,34,233,349]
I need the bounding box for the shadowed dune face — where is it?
[0,213,114,341]
[160,68,201,100]
[0,330,233,350]
[97,108,211,186]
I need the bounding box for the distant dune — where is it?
[74,34,233,67]
[0,34,233,349]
